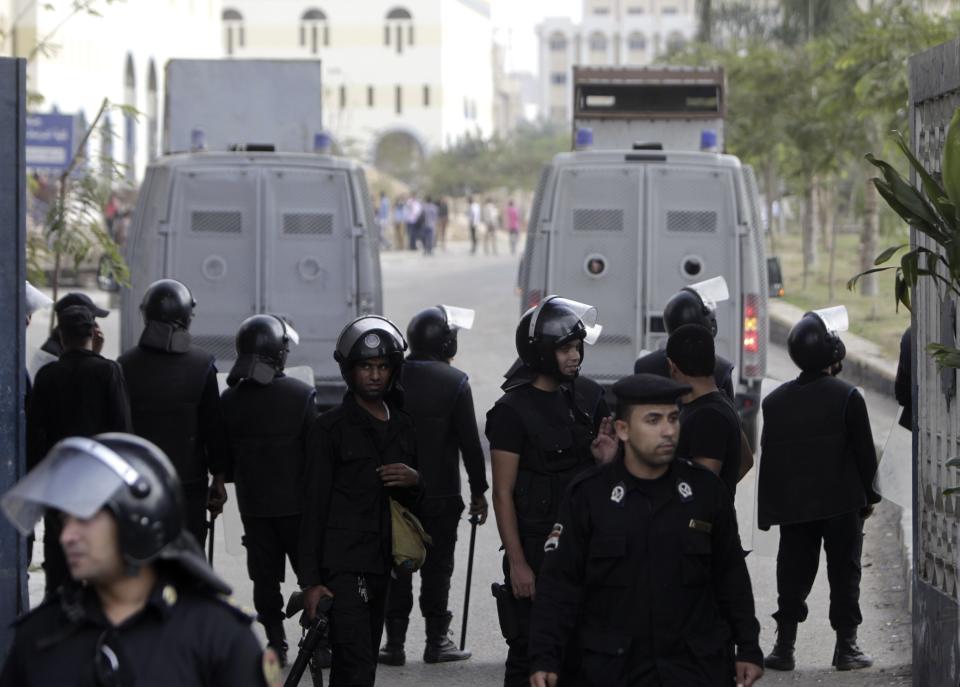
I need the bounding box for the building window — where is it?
[385,7,413,55]
[339,85,347,109]
[666,31,686,52]
[662,5,679,14]
[146,60,158,162]
[123,52,136,181]
[628,32,646,51]
[627,5,645,14]
[300,8,329,54]
[551,72,567,85]
[423,85,430,107]
[395,85,403,114]
[222,8,244,55]
[589,32,607,52]
[368,86,375,107]
[593,7,609,14]
[549,31,567,52]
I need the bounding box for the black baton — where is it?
[207,514,216,567]
[460,513,480,651]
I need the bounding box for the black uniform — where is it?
[675,390,742,496]
[298,392,423,686]
[27,349,132,594]
[118,344,231,547]
[221,374,318,635]
[894,327,912,430]
[386,358,488,625]
[485,376,608,687]
[0,570,269,687]
[529,456,763,686]
[633,349,735,401]
[759,371,881,630]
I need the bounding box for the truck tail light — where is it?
[742,293,762,379]
[527,290,542,309]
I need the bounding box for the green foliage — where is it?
[424,122,568,196]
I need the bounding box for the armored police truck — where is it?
[118,60,382,407]
[519,66,768,439]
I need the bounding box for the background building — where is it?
[0,0,223,182]
[223,0,494,177]
[536,0,697,125]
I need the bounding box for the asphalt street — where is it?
[25,239,911,685]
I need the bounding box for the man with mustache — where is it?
[528,374,764,687]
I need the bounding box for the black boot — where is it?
[832,628,873,671]
[423,613,471,664]
[264,624,288,669]
[378,617,408,666]
[764,621,797,671]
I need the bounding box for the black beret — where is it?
[58,305,95,336]
[613,373,691,406]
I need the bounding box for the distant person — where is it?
[28,292,110,382]
[437,197,450,250]
[394,197,407,251]
[895,326,912,430]
[482,198,499,256]
[468,196,481,255]
[405,194,424,251]
[378,191,393,250]
[423,197,439,256]
[505,199,521,256]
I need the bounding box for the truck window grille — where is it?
[573,208,623,232]
[595,333,632,346]
[191,211,242,234]
[666,210,716,233]
[284,213,334,235]
[190,335,237,363]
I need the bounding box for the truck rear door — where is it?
[168,166,261,363]
[262,166,356,375]
[644,164,740,363]
[548,164,644,382]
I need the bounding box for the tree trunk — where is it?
[860,176,879,297]
[802,181,818,290]
[817,182,831,255]
[763,161,778,254]
[821,185,837,300]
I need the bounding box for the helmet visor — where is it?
[811,305,849,334]
[686,276,730,312]
[275,315,300,346]
[25,282,53,316]
[440,305,475,331]
[336,316,407,359]
[1,438,141,535]
[530,296,602,346]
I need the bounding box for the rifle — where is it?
[284,592,333,687]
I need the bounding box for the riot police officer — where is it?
[379,305,489,666]
[528,374,764,687]
[118,279,231,548]
[485,296,615,687]
[299,316,423,687]
[634,276,735,399]
[220,314,319,666]
[759,306,881,672]
[0,433,274,687]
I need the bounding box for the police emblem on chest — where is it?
[610,483,625,505]
[544,523,563,552]
[677,481,694,502]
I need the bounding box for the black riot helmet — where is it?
[139,279,197,353]
[227,314,300,387]
[407,305,475,361]
[334,315,407,390]
[787,306,848,373]
[0,433,229,593]
[515,296,601,380]
[662,276,729,337]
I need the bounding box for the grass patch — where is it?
[771,231,909,359]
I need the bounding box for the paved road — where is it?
[25,240,911,685]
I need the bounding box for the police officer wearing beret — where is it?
[379,306,488,666]
[0,433,274,687]
[486,296,616,687]
[634,277,735,400]
[118,279,231,549]
[759,306,880,672]
[220,315,320,666]
[27,304,132,597]
[298,316,423,687]
[529,374,764,687]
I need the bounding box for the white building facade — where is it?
[536,0,697,125]
[1,0,223,182]
[222,0,494,169]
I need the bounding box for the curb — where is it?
[769,299,912,612]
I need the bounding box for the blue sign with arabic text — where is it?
[26,113,75,172]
